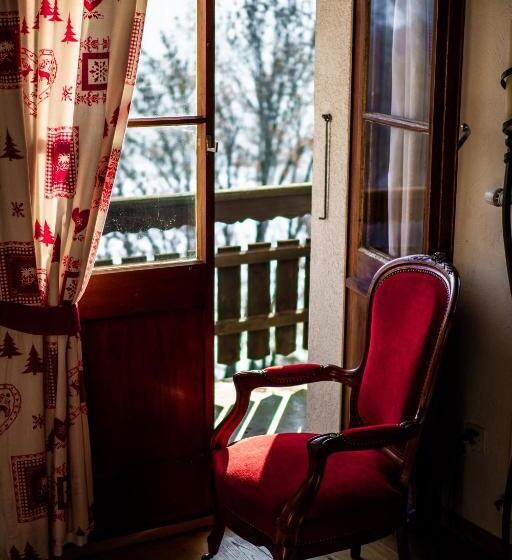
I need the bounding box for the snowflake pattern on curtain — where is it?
[0,1,147,559]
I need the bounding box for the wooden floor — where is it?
[89,529,399,560]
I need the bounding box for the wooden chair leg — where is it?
[351,544,362,558]
[396,525,410,560]
[202,519,225,559]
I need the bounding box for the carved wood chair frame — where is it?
[204,254,460,560]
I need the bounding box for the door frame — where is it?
[343,0,466,423]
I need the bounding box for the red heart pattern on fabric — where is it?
[72,208,90,235]
[84,0,103,12]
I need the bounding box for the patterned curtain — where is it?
[0,1,147,558]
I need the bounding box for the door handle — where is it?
[319,113,332,220]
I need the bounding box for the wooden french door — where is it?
[79,1,215,538]
[344,0,465,406]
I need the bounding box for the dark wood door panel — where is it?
[80,263,208,321]
[82,307,211,536]
[344,288,367,370]
[83,308,207,466]
[92,456,211,538]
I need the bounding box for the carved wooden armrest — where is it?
[320,421,421,451]
[212,363,361,450]
[276,420,421,543]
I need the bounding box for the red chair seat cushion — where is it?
[213,433,405,545]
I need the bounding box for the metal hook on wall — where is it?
[457,122,471,150]
[319,113,332,220]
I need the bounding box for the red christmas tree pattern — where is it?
[35,220,55,245]
[52,234,61,262]
[33,11,40,29]
[61,14,78,43]
[40,0,53,17]
[22,345,44,375]
[0,129,23,160]
[0,332,21,359]
[41,221,55,246]
[34,219,43,241]
[102,119,109,138]
[24,542,43,560]
[20,18,29,34]
[110,106,119,127]
[9,546,22,559]
[50,0,63,22]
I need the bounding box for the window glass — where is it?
[130,1,197,117]
[366,0,434,122]
[96,126,197,266]
[363,122,427,257]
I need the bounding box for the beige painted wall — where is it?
[453,0,512,537]
[307,0,353,433]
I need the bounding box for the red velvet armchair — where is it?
[203,254,459,560]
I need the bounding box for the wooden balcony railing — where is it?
[104,182,311,233]
[99,184,312,366]
[216,239,310,365]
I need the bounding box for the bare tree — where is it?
[97,0,314,261]
[216,0,314,187]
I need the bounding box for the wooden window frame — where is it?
[347,0,466,285]
[81,0,215,322]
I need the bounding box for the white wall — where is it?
[453,0,512,537]
[307,0,353,433]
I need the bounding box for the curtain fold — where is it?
[0,2,147,558]
[387,0,430,257]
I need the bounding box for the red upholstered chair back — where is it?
[353,255,459,440]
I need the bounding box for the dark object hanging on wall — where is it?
[319,113,332,220]
[458,122,471,150]
[498,66,512,560]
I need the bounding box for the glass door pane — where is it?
[366,0,434,122]
[363,122,428,257]
[131,0,197,117]
[96,0,203,268]
[97,126,197,265]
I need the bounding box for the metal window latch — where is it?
[206,135,218,153]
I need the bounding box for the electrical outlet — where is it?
[463,423,486,454]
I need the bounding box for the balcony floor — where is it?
[215,380,306,439]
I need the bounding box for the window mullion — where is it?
[127,116,207,128]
